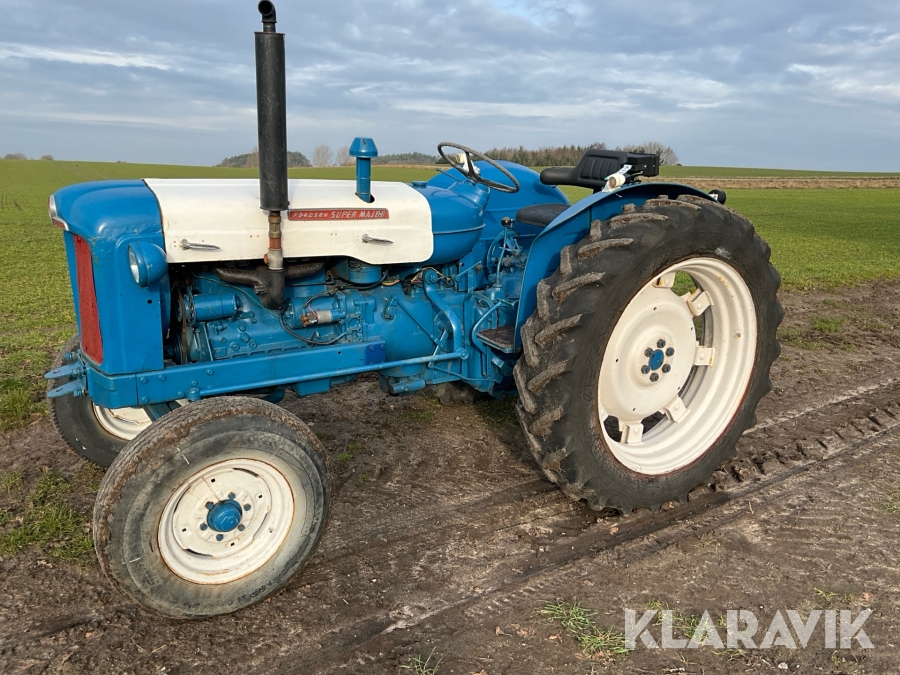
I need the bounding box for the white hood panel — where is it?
[144,179,434,265]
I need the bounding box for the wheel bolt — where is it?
[657,339,666,348]
[216,534,224,542]
[641,365,650,375]
[228,492,236,500]
[650,373,660,382]
[662,364,672,373]
[244,504,251,511]
[205,502,214,510]
[644,348,653,357]
[666,347,675,356]
[200,523,208,531]
[238,524,245,532]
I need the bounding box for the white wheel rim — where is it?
[158,458,298,585]
[93,404,152,441]
[598,257,757,475]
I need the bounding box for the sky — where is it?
[1,0,900,170]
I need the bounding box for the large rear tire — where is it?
[48,335,155,467]
[93,396,330,618]
[514,194,782,513]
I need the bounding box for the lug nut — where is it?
[657,339,666,348]
[644,348,654,357]
[666,347,675,356]
[200,524,208,531]
[216,534,224,541]
[641,365,651,375]
[662,364,671,373]
[238,524,245,532]
[205,502,214,510]
[228,492,236,500]
[244,504,251,511]
[650,373,660,382]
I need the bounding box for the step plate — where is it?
[477,326,518,354]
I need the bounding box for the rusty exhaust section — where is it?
[255,0,288,308]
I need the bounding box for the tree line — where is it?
[482,141,679,166]
[2,153,54,160]
[217,141,679,169]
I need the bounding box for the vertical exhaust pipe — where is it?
[255,0,287,308]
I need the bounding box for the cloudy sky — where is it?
[2,0,899,169]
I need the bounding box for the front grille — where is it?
[73,235,103,363]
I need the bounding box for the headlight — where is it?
[47,195,68,230]
[127,242,168,288]
[128,247,144,285]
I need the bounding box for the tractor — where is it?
[44,2,781,618]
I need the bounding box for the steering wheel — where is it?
[437,142,520,193]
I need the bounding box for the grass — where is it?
[0,469,23,495]
[2,157,900,428]
[400,647,442,674]
[540,600,631,661]
[0,465,100,563]
[473,396,518,427]
[811,316,845,333]
[813,587,854,604]
[876,491,900,513]
[646,600,702,640]
[336,451,353,463]
[400,408,436,423]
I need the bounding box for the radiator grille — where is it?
[73,235,103,363]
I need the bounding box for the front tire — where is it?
[48,335,155,467]
[514,194,782,513]
[93,397,330,618]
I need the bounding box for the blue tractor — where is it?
[45,2,781,618]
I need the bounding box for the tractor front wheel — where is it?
[93,396,330,618]
[514,194,782,513]
[48,335,156,467]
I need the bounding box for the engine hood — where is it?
[145,179,433,265]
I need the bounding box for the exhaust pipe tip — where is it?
[258,1,277,31]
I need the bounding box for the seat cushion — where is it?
[515,203,569,228]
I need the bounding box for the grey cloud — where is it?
[0,0,898,169]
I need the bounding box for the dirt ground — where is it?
[1,282,899,675]
[649,177,900,190]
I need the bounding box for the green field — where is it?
[1,158,899,429]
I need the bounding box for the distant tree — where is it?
[373,152,440,166]
[286,151,311,168]
[216,148,310,168]
[617,141,679,166]
[3,153,26,160]
[312,145,334,168]
[40,154,54,161]
[245,146,259,169]
[481,143,607,167]
[335,145,353,167]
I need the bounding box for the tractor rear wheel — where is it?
[48,335,156,467]
[514,194,782,513]
[93,396,330,618]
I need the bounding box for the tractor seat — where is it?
[515,148,662,228]
[515,203,570,228]
[539,148,660,192]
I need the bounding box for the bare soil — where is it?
[1,282,899,675]
[649,177,900,189]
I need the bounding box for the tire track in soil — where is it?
[3,379,898,670]
[265,382,900,674]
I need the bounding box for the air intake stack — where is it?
[255,0,287,308]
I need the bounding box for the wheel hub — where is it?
[206,499,243,533]
[648,348,665,371]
